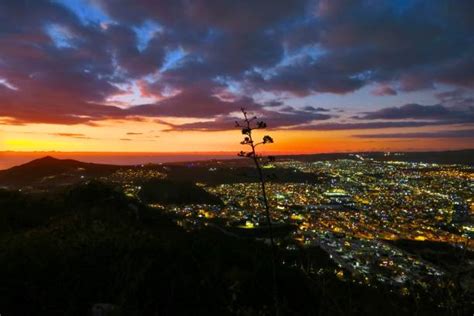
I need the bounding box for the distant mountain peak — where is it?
[8,156,81,170]
[26,156,63,165]
[37,155,58,161]
[0,156,121,188]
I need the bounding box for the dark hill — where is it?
[138,179,223,205]
[163,165,323,185]
[0,183,452,315]
[0,156,121,188]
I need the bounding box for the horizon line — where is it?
[1,148,474,156]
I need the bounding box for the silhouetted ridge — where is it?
[16,156,95,167]
[0,156,121,188]
[33,155,56,162]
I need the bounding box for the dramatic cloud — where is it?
[285,121,456,131]
[371,85,397,96]
[245,60,366,95]
[95,0,308,32]
[0,0,473,132]
[356,104,474,123]
[164,106,332,131]
[310,0,474,89]
[128,86,258,118]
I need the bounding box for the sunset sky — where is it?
[0,0,473,154]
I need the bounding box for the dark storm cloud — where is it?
[104,24,165,78]
[435,89,474,109]
[310,0,474,89]
[0,0,123,124]
[240,0,474,95]
[95,0,308,31]
[164,107,332,131]
[303,106,330,112]
[327,102,474,133]
[0,0,473,127]
[285,120,457,131]
[245,60,366,95]
[129,86,257,118]
[356,103,474,123]
[155,29,285,88]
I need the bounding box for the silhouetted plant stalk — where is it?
[236,108,279,315]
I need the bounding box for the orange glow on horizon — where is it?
[1,119,473,154]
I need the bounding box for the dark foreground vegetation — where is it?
[138,179,223,205]
[0,182,470,315]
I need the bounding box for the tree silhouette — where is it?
[236,107,279,315]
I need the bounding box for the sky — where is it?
[0,0,473,154]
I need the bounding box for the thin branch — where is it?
[237,108,279,316]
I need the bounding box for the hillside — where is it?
[0,150,472,190]
[284,149,474,165]
[0,183,451,315]
[0,156,324,189]
[0,156,121,188]
[138,179,223,205]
